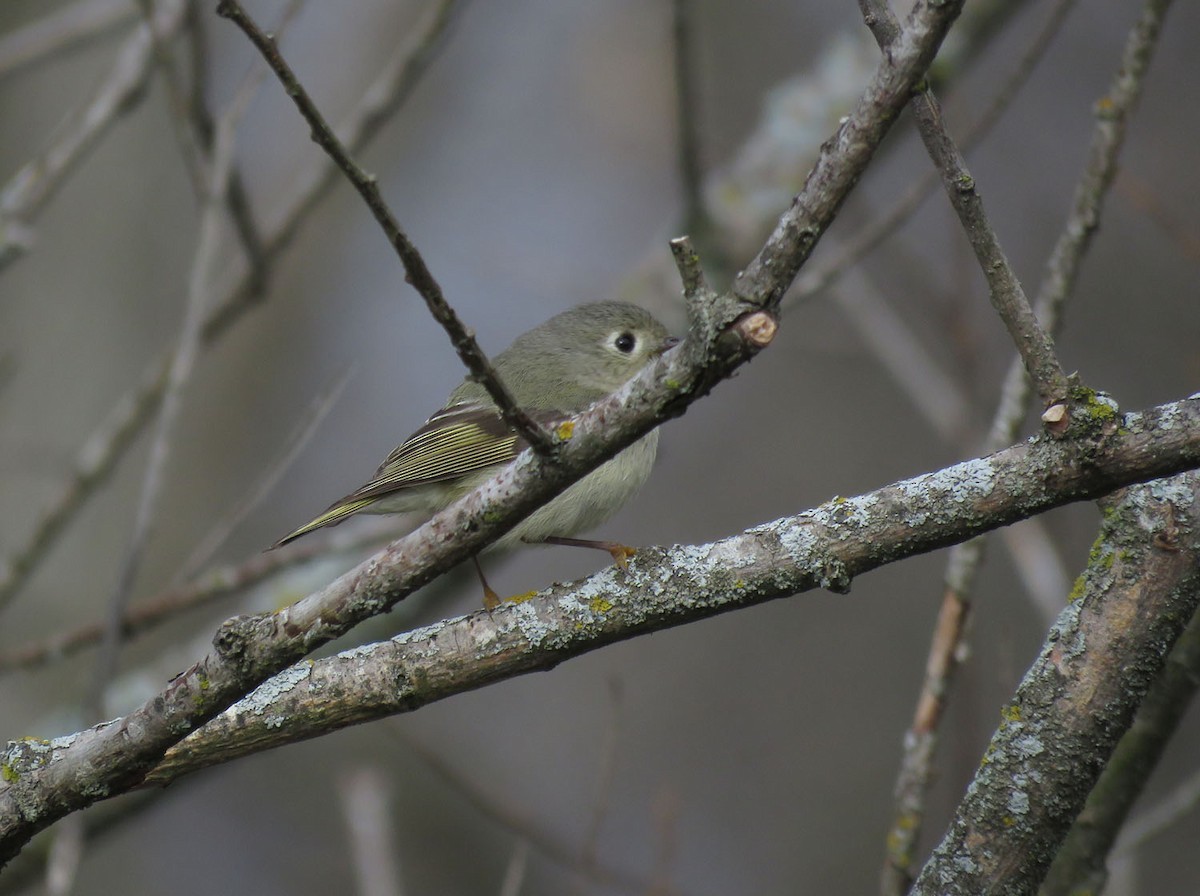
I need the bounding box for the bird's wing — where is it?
[270,402,563,548]
[346,402,561,502]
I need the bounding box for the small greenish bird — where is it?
[271,301,678,607]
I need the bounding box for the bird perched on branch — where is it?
[271,301,678,607]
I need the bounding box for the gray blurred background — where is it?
[2,0,1199,893]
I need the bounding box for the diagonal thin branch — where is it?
[858,0,1069,413]
[134,0,279,292]
[0,522,392,675]
[174,366,351,582]
[0,0,465,615]
[0,0,189,270]
[794,0,1081,304]
[729,0,964,311]
[216,0,556,457]
[671,0,708,244]
[0,0,134,80]
[85,40,270,719]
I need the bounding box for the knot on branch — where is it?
[713,308,779,366]
[213,613,273,671]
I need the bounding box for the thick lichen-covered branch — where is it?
[911,469,1200,895]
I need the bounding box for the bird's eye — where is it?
[614,331,636,353]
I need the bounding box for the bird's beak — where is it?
[658,335,681,355]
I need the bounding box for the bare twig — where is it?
[0,523,393,674]
[881,1,1173,888]
[794,0,1080,303]
[134,0,210,198]
[1031,0,1172,330]
[175,367,351,582]
[0,0,133,79]
[216,0,556,457]
[395,734,651,893]
[338,767,405,896]
[0,0,464,614]
[86,47,268,718]
[134,0,279,290]
[858,0,1068,413]
[729,0,966,311]
[0,0,189,270]
[0,359,166,616]
[671,0,706,240]
[497,840,530,896]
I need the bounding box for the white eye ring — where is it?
[612,331,636,354]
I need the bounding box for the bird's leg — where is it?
[472,555,502,610]
[530,535,638,568]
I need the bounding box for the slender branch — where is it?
[911,469,1200,895]
[174,367,350,582]
[121,394,1200,787]
[1030,0,1173,336]
[0,0,465,614]
[0,359,166,616]
[858,0,1068,413]
[794,0,1080,304]
[215,0,556,457]
[1116,765,1200,857]
[730,0,966,310]
[881,0,1174,887]
[0,0,189,270]
[671,0,706,239]
[134,0,211,199]
[338,767,404,896]
[134,0,277,296]
[0,523,393,674]
[0,0,133,79]
[394,733,652,893]
[85,41,268,719]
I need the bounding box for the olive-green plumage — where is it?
[271,302,675,550]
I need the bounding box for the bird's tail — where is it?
[268,497,376,550]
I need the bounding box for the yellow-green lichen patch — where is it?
[588,595,614,614]
[1073,386,1120,427]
